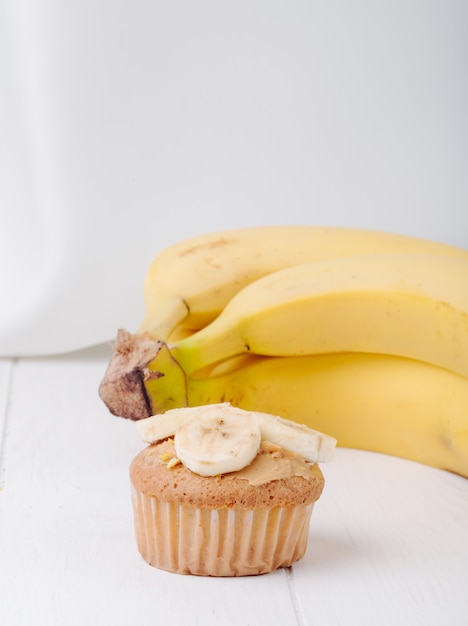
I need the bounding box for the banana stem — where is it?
[138,293,189,340]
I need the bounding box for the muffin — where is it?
[129,403,336,576]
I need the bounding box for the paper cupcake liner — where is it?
[131,487,315,576]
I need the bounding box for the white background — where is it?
[0,0,467,356]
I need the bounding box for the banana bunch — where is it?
[99,225,468,477]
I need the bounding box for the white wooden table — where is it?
[1,345,467,626]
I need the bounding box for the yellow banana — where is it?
[169,253,468,379]
[183,353,468,477]
[98,230,468,477]
[139,226,468,340]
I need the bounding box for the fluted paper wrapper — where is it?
[131,487,314,576]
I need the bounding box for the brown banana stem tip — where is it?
[98,328,165,420]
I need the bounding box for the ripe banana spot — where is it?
[439,429,458,454]
[179,237,236,257]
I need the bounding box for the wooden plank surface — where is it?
[0,346,467,626]
[0,359,13,486]
[294,450,468,626]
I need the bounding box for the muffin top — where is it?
[130,438,325,509]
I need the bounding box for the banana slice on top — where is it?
[174,406,261,476]
[253,412,337,463]
[135,406,202,443]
